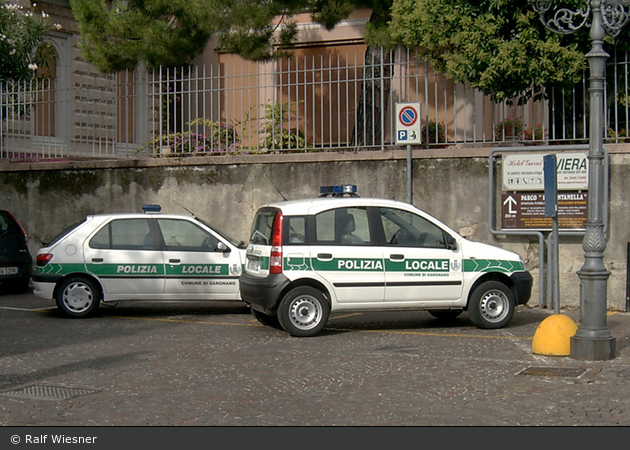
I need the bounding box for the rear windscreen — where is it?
[45,219,87,247]
[249,208,279,245]
[0,212,19,234]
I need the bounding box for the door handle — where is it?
[169,259,181,264]
[91,258,104,263]
[317,253,333,261]
[389,254,405,261]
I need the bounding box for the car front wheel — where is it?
[55,277,101,318]
[277,286,330,337]
[467,281,514,329]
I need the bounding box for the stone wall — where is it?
[2,146,630,311]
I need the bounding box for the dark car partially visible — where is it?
[0,210,33,292]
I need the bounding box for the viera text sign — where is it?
[502,152,588,191]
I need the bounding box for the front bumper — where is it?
[511,271,533,305]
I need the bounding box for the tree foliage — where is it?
[212,0,394,61]
[0,1,52,82]
[211,0,303,61]
[69,0,629,103]
[388,0,589,102]
[311,0,393,47]
[70,0,218,72]
[70,0,395,71]
[70,0,311,70]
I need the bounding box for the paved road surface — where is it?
[1,288,629,427]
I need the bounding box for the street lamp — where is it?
[529,0,630,360]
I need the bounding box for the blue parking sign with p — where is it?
[398,130,407,141]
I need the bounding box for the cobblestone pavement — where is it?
[0,288,629,427]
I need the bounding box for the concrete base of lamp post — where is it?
[571,335,616,360]
[570,266,616,360]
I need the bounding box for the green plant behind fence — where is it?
[142,120,239,157]
[142,100,313,157]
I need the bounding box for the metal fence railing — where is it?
[2,47,630,162]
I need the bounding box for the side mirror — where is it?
[446,234,457,251]
[217,241,231,252]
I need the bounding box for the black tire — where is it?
[251,307,281,329]
[467,281,514,329]
[429,309,463,320]
[277,286,330,337]
[55,276,101,318]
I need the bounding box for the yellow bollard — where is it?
[532,314,578,356]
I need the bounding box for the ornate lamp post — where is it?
[530,0,630,360]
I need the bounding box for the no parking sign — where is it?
[395,102,421,145]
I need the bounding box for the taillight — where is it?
[269,212,283,274]
[36,253,53,267]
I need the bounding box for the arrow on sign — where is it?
[503,195,517,214]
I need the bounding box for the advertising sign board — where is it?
[502,152,588,191]
[501,191,588,231]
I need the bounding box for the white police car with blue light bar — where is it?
[239,185,533,337]
[32,205,247,317]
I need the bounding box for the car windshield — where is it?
[196,217,247,249]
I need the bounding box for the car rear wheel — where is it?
[467,281,514,329]
[277,286,330,337]
[55,276,101,318]
[250,307,281,329]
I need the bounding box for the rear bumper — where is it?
[32,273,62,299]
[239,271,290,314]
[0,262,32,285]
[511,271,533,305]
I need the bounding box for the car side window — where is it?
[90,219,153,250]
[315,207,369,245]
[379,207,447,249]
[285,216,306,245]
[157,219,219,252]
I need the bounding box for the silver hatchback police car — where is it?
[32,205,247,317]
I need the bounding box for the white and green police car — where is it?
[32,205,247,317]
[239,185,533,337]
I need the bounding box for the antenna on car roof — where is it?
[166,197,196,216]
[264,173,288,201]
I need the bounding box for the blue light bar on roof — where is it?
[142,204,162,213]
[319,185,358,197]
[319,186,333,195]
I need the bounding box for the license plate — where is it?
[247,258,260,271]
[0,267,18,276]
